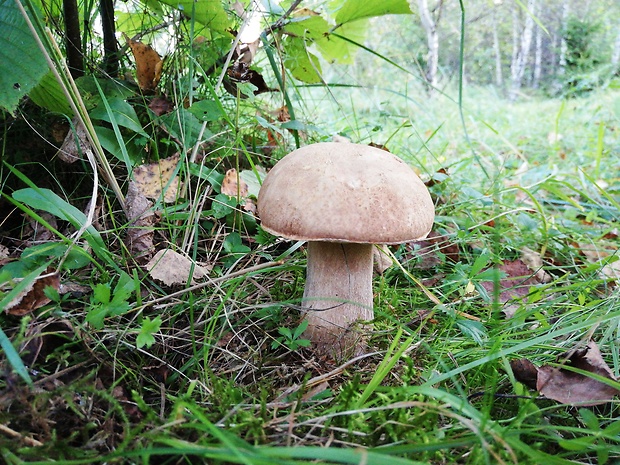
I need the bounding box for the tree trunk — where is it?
[416,0,441,94]
[532,2,543,88]
[492,7,503,87]
[558,0,570,76]
[100,0,118,76]
[63,0,83,78]
[612,28,620,67]
[509,0,537,100]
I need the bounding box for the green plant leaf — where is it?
[28,70,73,114]
[332,0,412,24]
[315,20,368,64]
[154,0,231,33]
[137,316,162,349]
[283,37,322,83]
[90,97,149,137]
[188,100,224,122]
[86,304,109,329]
[12,188,106,250]
[0,0,48,113]
[111,271,135,305]
[0,326,33,385]
[92,283,112,304]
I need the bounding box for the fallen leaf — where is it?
[125,180,155,265]
[224,62,277,97]
[132,154,181,203]
[576,240,619,280]
[406,230,460,270]
[24,212,57,243]
[146,249,210,286]
[480,259,541,317]
[373,245,392,274]
[5,269,60,316]
[148,96,174,116]
[520,246,552,283]
[510,358,538,390]
[125,34,163,92]
[512,342,620,406]
[56,118,91,164]
[221,168,249,198]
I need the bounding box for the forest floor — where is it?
[1,86,620,464]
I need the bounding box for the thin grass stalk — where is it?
[15,0,126,212]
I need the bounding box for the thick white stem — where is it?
[302,242,374,356]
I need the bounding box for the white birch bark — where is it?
[509,0,537,100]
[492,7,503,87]
[414,0,440,94]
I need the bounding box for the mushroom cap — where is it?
[257,142,435,244]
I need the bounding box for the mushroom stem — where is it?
[302,241,374,356]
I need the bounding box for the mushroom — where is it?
[257,142,434,356]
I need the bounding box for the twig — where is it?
[0,423,43,447]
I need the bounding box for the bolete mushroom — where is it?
[257,142,434,356]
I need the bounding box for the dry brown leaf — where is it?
[512,342,620,406]
[576,241,619,280]
[125,181,156,265]
[146,249,210,286]
[480,259,541,317]
[373,245,392,274]
[56,118,91,164]
[5,270,60,316]
[221,168,249,198]
[406,230,460,270]
[25,212,57,243]
[537,342,620,406]
[125,34,163,92]
[224,62,277,97]
[148,96,174,116]
[520,246,552,283]
[132,154,181,203]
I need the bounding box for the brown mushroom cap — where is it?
[257,142,435,244]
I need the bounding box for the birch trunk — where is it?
[509,0,537,100]
[532,2,543,88]
[492,7,503,87]
[416,0,441,94]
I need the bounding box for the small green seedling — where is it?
[86,271,135,329]
[272,320,311,351]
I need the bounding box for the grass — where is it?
[2,11,620,464]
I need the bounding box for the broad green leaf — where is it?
[558,436,597,451]
[283,37,322,83]
[154,0,231,34]
[115,10,161,38]
[0,0,48,113]
[95,126,143,165]
[159,108,209,148]
[315,20,368,64]
[12,188,105,251]
[90,97,149,137]
[29,70,72,114]
[188,100,225,122]
[332,0,412,24]
[211,193,237,219]
[283,13,329,41]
